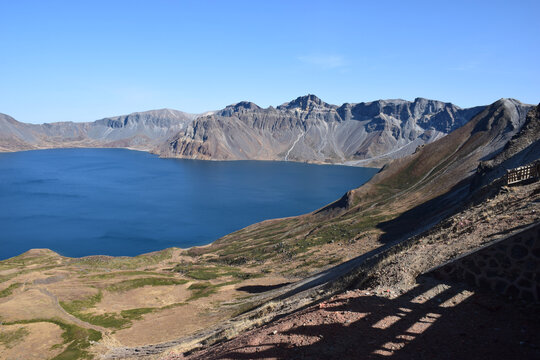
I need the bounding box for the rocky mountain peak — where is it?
[472,98,530,135]
[494,98,523,108]
[277,94,333,111]
[218,101,262,117]
[231,101,261,111]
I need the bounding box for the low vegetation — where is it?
[187,282,218,300]
[174,264,262,281]
[187,280,241,301]
[0,282,22,298]
[59,276,195,329]
[104,277,188,292]
[2,319,101,360]
[71,248,175,270]
[0,326,29,348]
[83,270,174,280]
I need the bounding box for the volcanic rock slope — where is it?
[160,95,486,165]
[0,109,195,152]
[190,98,534,266]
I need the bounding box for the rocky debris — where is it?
[362,181,540,293]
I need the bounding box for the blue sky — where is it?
[1,0,538,124]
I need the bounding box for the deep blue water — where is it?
[0,148,378,260]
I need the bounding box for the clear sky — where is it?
[1,0,538,124]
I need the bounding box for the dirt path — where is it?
[36,287,109,333]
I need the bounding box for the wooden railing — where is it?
[507,161,540,185]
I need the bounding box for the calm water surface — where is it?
[0,149,378,259]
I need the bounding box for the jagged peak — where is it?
[277,94,333,111]
[227,101,261,111]
[483,98,528,113]
[215,101,262,117]
[412,97,454,106]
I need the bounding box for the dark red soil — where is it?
[166,277,539,360]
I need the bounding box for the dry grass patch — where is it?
[0,283,22,298]
[113,302,233,347]
[104,277,188,292]
[0,322,65,360]
[1,319,101,360]
[82,270,174,280]
[0,326,29,348]
[97,284,190,311]
[0,289,62,322]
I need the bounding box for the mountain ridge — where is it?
[0,96,532,167]
[160,96,516,166]
[0,108,195,152]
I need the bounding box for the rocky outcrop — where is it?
[0,109,195,152]
[160,95,488,165]
[472,103,540,189]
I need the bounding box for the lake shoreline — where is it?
[0,148,378,260]
[0,146,383,169]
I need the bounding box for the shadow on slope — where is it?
[200,279,540,360]
[236,283,292,294]
[375,177,473,244]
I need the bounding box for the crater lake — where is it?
[0,148,378,260]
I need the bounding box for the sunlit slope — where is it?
[188,99,533,269]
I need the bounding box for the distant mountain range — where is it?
[0,95,532,166]
[0,109,195,152]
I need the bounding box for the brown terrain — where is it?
[174,281,539,360]
[0,101,538,359]
[168,181,540,360]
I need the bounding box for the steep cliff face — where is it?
[0,109,195,151]
[160,95,487,165]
